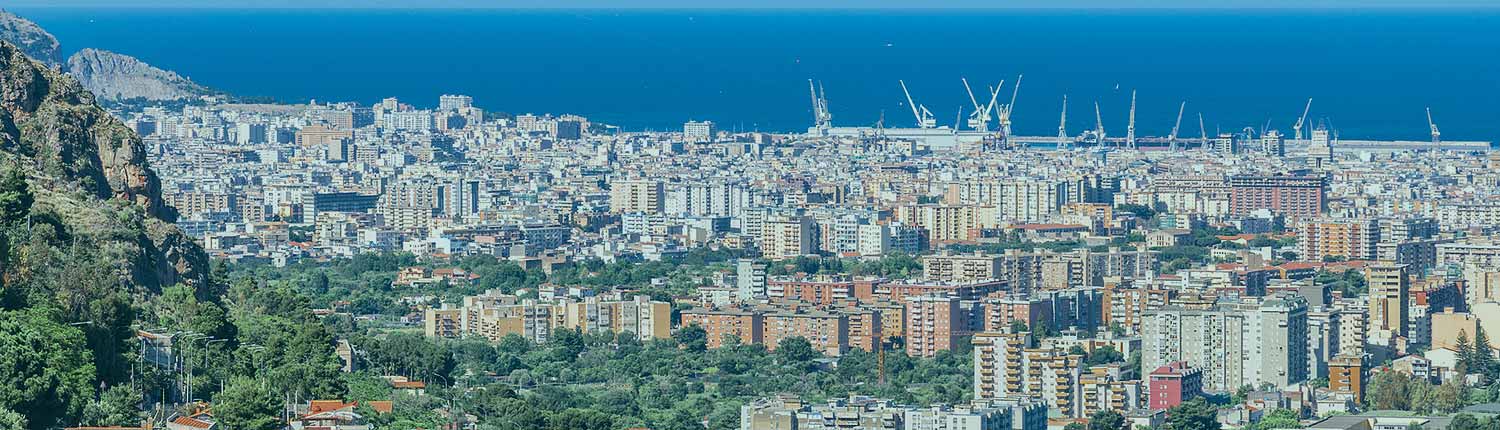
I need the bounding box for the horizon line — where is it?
[10,5,1500,10]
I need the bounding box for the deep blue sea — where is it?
[13,8,1500,140]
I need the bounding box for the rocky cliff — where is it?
[0,40,210,293]
[67,48,213,102]
[0,9,61,68]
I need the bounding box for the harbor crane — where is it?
[1427,107,1441,145]
[998,75,1023,144]
[1292,98,1313,141]
[1057,95,1069,150]
[961,78,982,131]
[1125,90,1137,149]
[961,78,1003,132]
[808,80,831,130]
[1093,101,1106,145]
[899,80,937,129]
[1168,101,1186,150]
[1198,113,1208,146]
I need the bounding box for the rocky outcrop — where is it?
[0,40,208,292]
[0,9,61,68]
[67,48,212,101]
[3,43,172,218]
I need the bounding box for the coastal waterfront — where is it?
[15,8,1500,139]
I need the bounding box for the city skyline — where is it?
[3,4,1500,430]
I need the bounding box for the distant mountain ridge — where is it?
[67,48,214,101]
[0,10,215,102]
[0,9,61,68]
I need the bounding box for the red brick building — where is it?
[1229,175,1326,219]
[1147,361,1203,410]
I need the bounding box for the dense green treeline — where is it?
[339,329,972,430]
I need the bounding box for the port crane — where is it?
[1125,90,1137,149]
[1198,113,1208,147]
[1057,95,1069,150]
[1093,101,1106,146]
[1168,101,1186,151]
[899,80,937,129]
[808,80,832,131]
[1292,98,1313,141]
[961,78,1003,132]
[998,75,1023,145]
[1426,107,1441,145]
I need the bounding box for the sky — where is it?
[7,0,1500,8]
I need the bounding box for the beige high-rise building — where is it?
[424,291,670,343]
[922,251,1002,282]
[1367,263,1411,337]
[1299,218,1381,262]
[971,331,1088,417]
[562,295,672,342]
[894,204,999,244]
[609,179,664,214]
[1463,265,1500,308]
[294,124,353,148]
[760,215,815,261]
[1431,308,1486,350]
[973,332,1032,400]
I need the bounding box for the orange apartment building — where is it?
[680,307,764,348]
[764,309,850,357]
[904,295,962,357]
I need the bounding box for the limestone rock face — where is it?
[1,40,210,292]
[0,9,61,68]
[67,48,212,101]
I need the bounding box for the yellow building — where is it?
[1367,263,1411,337]
[894,204,999,244]
[608,179,664,215]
